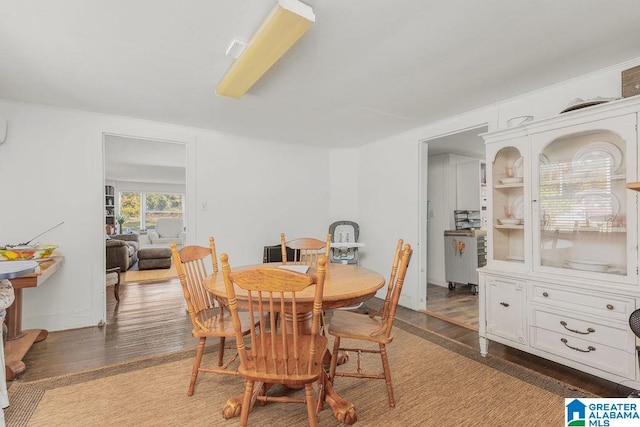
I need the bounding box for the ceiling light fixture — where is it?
[216,0,315,98]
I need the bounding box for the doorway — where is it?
[103,134,188,270]
[420,125,487,329]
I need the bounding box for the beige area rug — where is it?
[6,322,594,427]
[122,264,177,284]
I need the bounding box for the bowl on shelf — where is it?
[506,116,534,127]
[0,244,58,261]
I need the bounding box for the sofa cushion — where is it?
[106,239,127,248]
[106,236,139,272]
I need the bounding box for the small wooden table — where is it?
[206,262,385,425]
[4,256,63,380]
[627,182,640,192]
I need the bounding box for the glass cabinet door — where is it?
[491,146,525,264]
[531,114,637,283]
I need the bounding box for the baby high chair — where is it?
[328,220,360,265]
[328,220,365,312]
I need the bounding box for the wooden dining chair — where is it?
[221,254,328,427]
[171,238,257,396]
[327,239,413,408]
[280,233,331,266]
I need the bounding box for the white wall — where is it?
[111,180,185,195]
[193,131,330,264]
[328,148,358,224]
[356,134,421,309]
[0,100,332,332]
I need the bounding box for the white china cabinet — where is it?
[479,96,640,389]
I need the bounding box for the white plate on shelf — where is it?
[498,218,521,225]
[513,157,523,178]
[566,259,610,272]
[572,141,622,172]
[500,177,523,184]
[576,192,619,221]
[511,195,524,220]
[505,255,524,262]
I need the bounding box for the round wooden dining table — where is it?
[205,262,385,425]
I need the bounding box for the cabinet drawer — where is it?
[530,283,634,322]
[530,306,633,351]
[530,327,636,379]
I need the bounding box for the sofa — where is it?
[106,234,140,271]
[148,218,186,246]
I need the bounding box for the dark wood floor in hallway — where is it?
[425,282,479,330]
[18,279,633,397]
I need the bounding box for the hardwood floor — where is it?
[17,279,634,397]
[425,283,478,330]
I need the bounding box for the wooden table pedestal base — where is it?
[5,329,48,381]
[221,370,357,425]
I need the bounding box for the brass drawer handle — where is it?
[542,292,549,297]
[560,320,595,335]
[606,304,614,310]
[500,302,509,307]
[561,338,595,353]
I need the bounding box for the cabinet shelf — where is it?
[493,183,524,189]
[494,224,524,230]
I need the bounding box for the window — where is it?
[539,152,617,232]
[119,192,184,233]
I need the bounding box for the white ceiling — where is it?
[2,1,640,148]
[426,126,488,159]
[104,135,186,184]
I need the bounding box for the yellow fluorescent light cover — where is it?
[216,0,315,98]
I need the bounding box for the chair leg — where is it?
[188,337,206,396]
[114,270,121,302]
[218,337,226,366]
[328,337,341,382]
[240,379,255,427]
[379,343,395,408]
[304,383,319,427]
